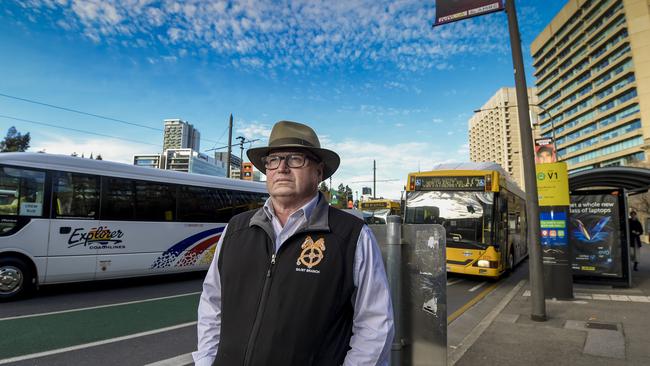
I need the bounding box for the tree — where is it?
[0,126,30,152]
[96,154,103,160]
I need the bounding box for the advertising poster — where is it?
[535,138,557,164]
[569,193,623,278]
[540,207,569,265]
[434,0,504,26]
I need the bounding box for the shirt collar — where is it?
[263,192,320,222]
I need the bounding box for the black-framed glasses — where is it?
[262,153,316,170]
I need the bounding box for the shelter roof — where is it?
[569,166,650,193]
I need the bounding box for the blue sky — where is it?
[0,0,566,199]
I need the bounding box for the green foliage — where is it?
[330,184,353,208]
[0,126,30,152]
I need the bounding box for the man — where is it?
[193,121,394,366]
[535,145,555,164]
[629,211,643,271]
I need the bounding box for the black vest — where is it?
[214,204,364,366]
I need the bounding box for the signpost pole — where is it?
[505,0,546,321]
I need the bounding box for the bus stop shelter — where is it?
[570,166,650,194]
[568,166,650,287]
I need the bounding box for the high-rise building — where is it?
[214,152,242,176]
[531,0,650,173]
[133,154,163,169]
[163,119,201,151]
[163,149,227,176]
[469,87,538,190]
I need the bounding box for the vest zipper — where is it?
[243,252,277,366]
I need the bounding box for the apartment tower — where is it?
[531,0,650,172]
[163,119,201,151]
[469,87,538,190]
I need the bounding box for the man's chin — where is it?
[270,188,295,197]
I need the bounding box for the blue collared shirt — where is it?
[193,194,394,365]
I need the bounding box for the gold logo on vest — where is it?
[296,236,325,273]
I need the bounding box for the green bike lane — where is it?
[0,293,200,360]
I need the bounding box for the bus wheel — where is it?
[0,257,34,301]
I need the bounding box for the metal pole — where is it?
[373,160,377,199]
[239,139,244,180]
[505,0,546,321]
[386,215,403,366]
[226,114,233,178]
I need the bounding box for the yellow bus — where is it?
[404,163,527,278]
[359,199,401,225]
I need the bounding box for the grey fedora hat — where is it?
[246,120,340,179]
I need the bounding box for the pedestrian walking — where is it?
[192,120,394,366]
[629,211,643,271]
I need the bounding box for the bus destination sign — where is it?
[415,176,486,191]
[361,202,388,209]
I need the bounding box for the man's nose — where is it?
[276,158,291,171]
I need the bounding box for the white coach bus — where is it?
[0,153,268,300]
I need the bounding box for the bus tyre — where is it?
[0,257,35,301]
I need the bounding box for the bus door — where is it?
[47,172,100,282]
[495,192,509,271]
[0,166,49,281]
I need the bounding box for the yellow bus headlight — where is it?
[477,260,490,268]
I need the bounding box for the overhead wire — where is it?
[0,114,162,147]
[0,92,161,131]
[0,92,226,145]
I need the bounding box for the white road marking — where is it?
[468,282,486,292]
[447,279,464,286]
[0,291,202,322]
[0,322,197,365]
[629,295,650,303]
[610,295,631,302]
[524,292,650,303]
[145,353,194,366]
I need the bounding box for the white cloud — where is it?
[29,134,148,164]
[456,143,470,159]
[326,138,463,199]
[236,121,272,143]
[22,0,510,72]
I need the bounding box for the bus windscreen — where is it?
[362,208,391,224]
[405,190,494,245]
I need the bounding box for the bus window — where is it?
[0,178,19,216]
[178,186,232,223]
[0,166,45,217]
[405,190,494,245]
[232,190,266,216]
[53,172,99,219]
[134,181,176,221]
[103,177,136,220]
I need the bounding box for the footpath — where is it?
[449,243,650,366]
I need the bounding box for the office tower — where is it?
[470,87,538,190]
[531,0,650,172]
